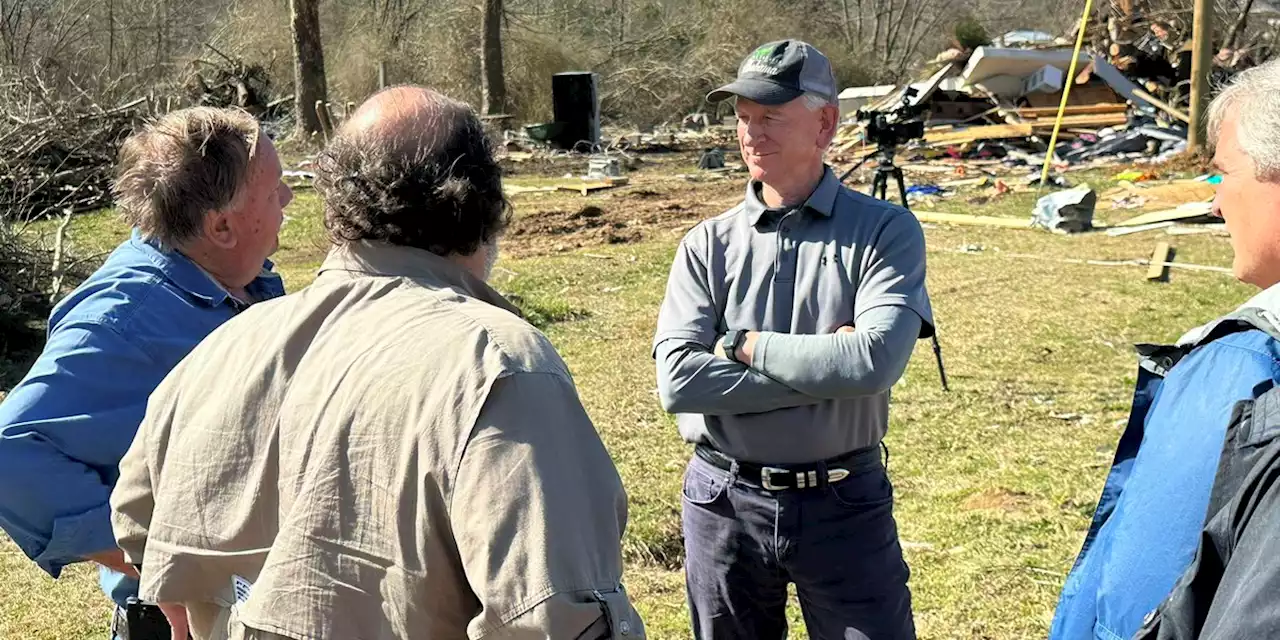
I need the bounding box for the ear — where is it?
[817,104,840,149]
[202,209,237,250]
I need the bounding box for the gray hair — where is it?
[802,91,836,111]
[113,107,261,248]
[1207,57,1280,180]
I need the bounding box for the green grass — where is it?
[0,175,1252,639]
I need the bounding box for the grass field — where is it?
[0,162,1249,639]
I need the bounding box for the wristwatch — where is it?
[722,330,747,363]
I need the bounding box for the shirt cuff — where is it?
[753,332,775,371]
[33,502,117,578]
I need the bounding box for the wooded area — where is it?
[2,0,1276,127]
[2,0,1277,329]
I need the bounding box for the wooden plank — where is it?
[1132,87,1191,123]
[911,211,1033,229]
[1166,223,1229,236]
[1016,103,1129,118]
[1115,202,1215,227]
[924,123,1034,144]
[1147,242,1172,280]
[1026,113,1129,129]
[556,178,628,196]
[1106,221,1175,236]
[923,113,1127,146]
[504,185,559,196]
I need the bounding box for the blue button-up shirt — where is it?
[0,230,285,606]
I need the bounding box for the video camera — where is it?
[855,87,928,148]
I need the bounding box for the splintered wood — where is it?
[832,103,1130,151]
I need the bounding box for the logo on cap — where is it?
[743,45,782,76]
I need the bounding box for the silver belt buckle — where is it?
[760,467,789,490]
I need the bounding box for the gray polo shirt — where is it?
[652,166,934,464]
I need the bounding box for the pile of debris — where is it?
[0,93,146,222]
[831,30,1206,170]
[181,46,285,117]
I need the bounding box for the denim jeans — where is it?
[681,451,915,640]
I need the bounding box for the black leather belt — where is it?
[695,444,882,491]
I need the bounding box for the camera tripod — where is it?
[838,144,951,392]
[839,145,910,209]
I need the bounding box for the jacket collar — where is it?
[317,241,521,317]
[1178,281,1280,346]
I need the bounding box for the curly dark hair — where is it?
[314,92,510,257]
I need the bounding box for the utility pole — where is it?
[1188,0,1214,151]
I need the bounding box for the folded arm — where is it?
[653,228,820,416]
[749,305,922,398]
[655,339,823,415]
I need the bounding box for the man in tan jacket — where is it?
[109,86,644,640]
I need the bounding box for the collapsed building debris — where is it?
[828,20,1244,177]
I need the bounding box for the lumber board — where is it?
[911,211,1033,228]
[1114,202,1215,227]
[1147,242,1172,280]
[1016,103,1129,118]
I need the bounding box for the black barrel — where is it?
[550,72,600,151]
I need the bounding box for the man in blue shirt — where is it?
[0,106,291,636]
[1050,59,1280,639]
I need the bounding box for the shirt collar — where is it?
[742,165,840,226]
[316,240,522,317]
[129,229,285,309]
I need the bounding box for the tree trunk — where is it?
[290,0,327,137]
[480,0,507,116]
[839,0,853,45]
[1225,0,1254,49]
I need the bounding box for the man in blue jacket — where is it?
[0,106,291,637]
[1050,58,1280,639]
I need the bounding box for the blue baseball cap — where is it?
[707,39,838,106]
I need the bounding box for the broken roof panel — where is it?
[838,85,897,100]
[962,47,1092,86]
[868,62,959,111]
[961,46,1157,111]
[992,30,1059,47]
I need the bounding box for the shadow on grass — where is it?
[500,291,591,329]
[0,316,44,392]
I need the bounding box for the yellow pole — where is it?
[1038,0,1096,188]
[1187,0,1214,150]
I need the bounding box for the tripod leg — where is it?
[932,333,950,392]
[894,168,909,210]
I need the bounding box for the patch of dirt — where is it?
[962,488,1036,512]
[501,179,743,257]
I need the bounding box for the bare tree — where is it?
[290,0,327,136]
[481,0,507,115]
